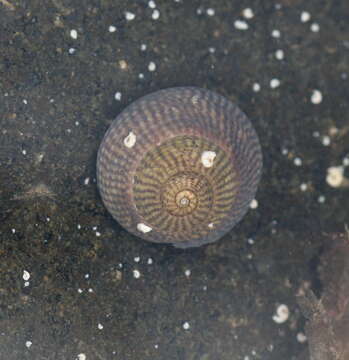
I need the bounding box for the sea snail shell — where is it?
[97,87,262,248]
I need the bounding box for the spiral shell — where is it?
[97,87,262,248]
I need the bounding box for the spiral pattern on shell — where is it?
[97,87,262,248]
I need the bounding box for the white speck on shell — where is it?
[148,0,156,8]
[234,20,249,30]
[201,151,216,167]
[208,223,214,229]
[77,354,87,360]
[98,323,104,330]
[108,25,117,32]
[311,90,322,104]
[124,131,136,148]
[137,223,152,233]
[272,304,289,323]
[184,269,191,277]
[25,341,32,348]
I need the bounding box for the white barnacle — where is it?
[137,223,152,233]
[124,131,136,148]
[272,304,289,324]
[201,151,216,168]
[208,223,214,229]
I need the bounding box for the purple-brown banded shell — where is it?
[97,87,262,248]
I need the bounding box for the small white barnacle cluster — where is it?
[124,131,136,148]
[201,151,216,168]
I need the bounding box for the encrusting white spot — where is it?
[272,304,289,324]
[137,223,152,233]
[208,223,214,229]
[124,131,136,148]
[201,151,216,167]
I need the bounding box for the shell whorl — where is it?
[97,87,262,248]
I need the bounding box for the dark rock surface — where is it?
[1,1,348,359]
